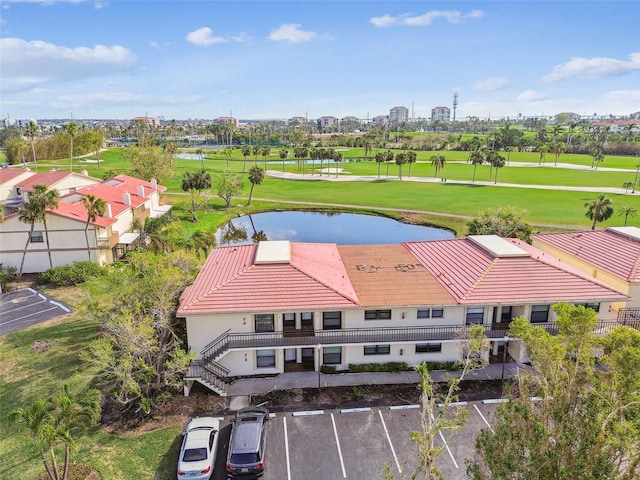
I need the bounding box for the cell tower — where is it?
[452,93,458,122]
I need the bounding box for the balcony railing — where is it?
[617,308,640,325]
[199,321,631,363]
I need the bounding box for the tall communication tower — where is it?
[452,93,459,122]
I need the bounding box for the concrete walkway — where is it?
[227,363,523,410]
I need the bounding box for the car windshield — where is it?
[183,448,208,462]
[230,453,259,465]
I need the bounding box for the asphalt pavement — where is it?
[0,288,73,335]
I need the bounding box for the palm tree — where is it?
[406,151,417,177]
[17,184,59,275]
[618,206,637,227]
[279,149,289,172]
[223,146,232,170]
[538,143,548,165]
[186,230,217,258]
[333,151,343,178]
[374,152,385,179]
[247,165,265,206]
[384,150,394,177]
[550,142,566,166]
[590,143,605,170]
[623,181,634,194]
[505,146,515,165]
[195,148,205,171]
[430,154,446,178]
[584,193,614,230]
[395,152,407,180]
[241,145,251,172]
[470,147,485,183]
[27,120,38,172]
[66,123,78,172]
[491,153,506,183]
[251,145,260,165]
[10,385,100,480]
[80,195,107,261]
[260,146,271,170]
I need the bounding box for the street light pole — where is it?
[316,344,322,393]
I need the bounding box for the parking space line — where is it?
[473,404,494,434]
[432,413,459,469]
[292,410,324,416]
[378,410,402,474]
[283,416,292,480]
[1,306,61,325]
[330,413,347,478]
[1,298,47,314]
[340,407,371,414]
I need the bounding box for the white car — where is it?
[177,417,220,480]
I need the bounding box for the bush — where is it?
[418,361,461,371]
[38,261,104,286]
[348,362,409,373]
[0,264,18,292]
[320,365,337,374]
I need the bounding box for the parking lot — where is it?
[0,288,73,335]
[211,400,498,480]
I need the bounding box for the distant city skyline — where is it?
[1,1,639,121]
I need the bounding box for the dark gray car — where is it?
[226,407,269,478]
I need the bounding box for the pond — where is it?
[216,211,454,246]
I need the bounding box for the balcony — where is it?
[200,321,630,363]
[97,231,120,249]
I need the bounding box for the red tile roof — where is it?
[533,228,640,283]
[76,183,146,208]
[51,201,116,228]
[15,171,75,192]
[0,169,32,185]
[107,174,167,193]
[178,244,361,315]
[404,237,627,304]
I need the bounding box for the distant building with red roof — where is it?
[178,236,630,396]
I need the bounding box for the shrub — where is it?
[348,362,409,373]
[0,264,18,292]
[38,261,104,286]
[320,365,337,374]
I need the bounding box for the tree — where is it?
[260,146,271,169]
[585,193,614,230]
[470,147,485,183]
[467,206,534,243]
[83,251,199,419]
[90,129,104,170]
[392,152,405,180]
[17,184,59,274]
[538,142,548,165]
[181,171,212,222]
[215,174,244,208]
[468,304,640,480]
[384,150,394,177]
[132,214,174,253]
[550,141,566,166]
[195,148,205,171]
[241,145,251,172]
[406,150,417,177]
[489,152,506,184]
[408,324,488,480]
[184,230,216,258]
[247,166,265,206]
[374,152,385,179]
[333,151,343,178]
[122,145,173,182]
[279,148,289,172]
[622,181,635,194]
[10,385,101,480]
[66,123,78,172]
[223,146,232,170]
[590,142,605,169]
[618,205,637,227]
[27,120,39,172]
[80,194,107,261]
[430,154,446,178]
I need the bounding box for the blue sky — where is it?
[1,0,639,121]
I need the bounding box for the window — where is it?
[30,231,44,243]
[256,349,276,368]
[283,313,296,329]
[417,309,430,319]
[531,305,550,323]
[466,307,485,325]
[364,344,390,356]
[501,306,513,321]
[576,302,600,312]
[323,346,342,365]
[254,314,274,332]
[364,309,392,320]
[323,311,342,330]
[431,308,444,318]
[301,312,314,329]
[416,343,442,353]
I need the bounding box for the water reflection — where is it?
[216,211,454,246]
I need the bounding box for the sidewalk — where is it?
[227,363,523,409]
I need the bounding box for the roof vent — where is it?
[469,235,530,258]
[255,240,291,264]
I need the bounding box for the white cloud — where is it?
[186,27,228,46]
[56,92,206,106]
[0,37,136,93]
[541,53,640,82]
[268,24,317,43]
[517,90,548,102]
[472,76,510,91]
[370,9,484,27]
[149,41,160,49]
